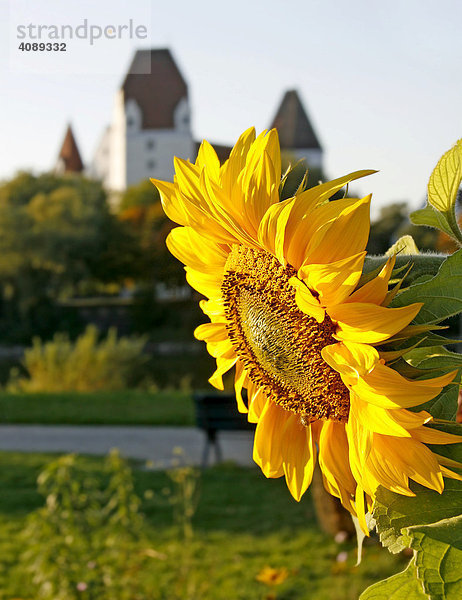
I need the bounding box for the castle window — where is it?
[146,138,155,150]
[127,117,135,128]
[147,159,156,170]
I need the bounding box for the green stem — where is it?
[445,208,462,247]
[364,254,447,284]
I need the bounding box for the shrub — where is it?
[8,325,148,392]
[19,452,201,600]
[20,451,152,599]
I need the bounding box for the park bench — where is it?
[193,392,256,467]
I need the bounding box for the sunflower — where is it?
[152,128,462,532]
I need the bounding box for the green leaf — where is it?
[279,161,308,200]
[360,559,427,600]
[405,346,462,370]
[374,480,462,554]
[416,384,460,420]
[386,235,420,256]
[359,257,389,287]
[391,250,462,324]
[411,274,435,285]
[405,515,462,600]
[410,205,455,238]
[427,139,462,213]
[394,332,462,351]
[424,422,462,463]
[390,358,440,381]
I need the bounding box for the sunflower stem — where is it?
[445,208,462,247]
[364,254,447,284]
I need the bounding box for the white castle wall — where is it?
[92,95,194,192]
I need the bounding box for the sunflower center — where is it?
[222,245,350,423]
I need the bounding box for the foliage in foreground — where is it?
[8,325,148,392]
[0,452,403,600]
[360,138,462,598]
[21,451,149,599]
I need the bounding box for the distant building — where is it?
[270,89,323,169]
[55,124,84,174]
[90,48,194,191]
[59,49,323,193]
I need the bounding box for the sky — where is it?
[0,0,461,218]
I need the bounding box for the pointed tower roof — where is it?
[270,90,322,150]
[56,124,84,173]
[122,49,188,130]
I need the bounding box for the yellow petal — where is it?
[247,383,267,423]
[208,354,238,390]
[185,267,223,299]
[411,424,462,445]
[365,445,413,496]
[206,338,234,359]
[164,159,240,245]
[196,139,221,182]
[194,322,228,343]
[199,298,226,319]
[346,399,372,485]
[329,302,422,343]
[304,196,371,265]
[200,169,261,247]
[243,151,279,235]
[440,465,462,482]
[283,191,326,269]
[281,414,317,501]
[432,453,462,471]
[318,421,356,495]
[253,400,288,478]
[298,252,366,307]
[151,178,188,226]
[321,341,379,379]
[373,434,444,493]
[352,363,457,409]
[257,197,293,259]
[262,128,281,184]
[283,171,376,269]
[219,128,256,200]
[348,255,396,305]
[234,361,249,414]
[388,409,433,430]
[289,277,325,322]
[167,227,229,272]
[351,394,412,437]
[355,485,369,536]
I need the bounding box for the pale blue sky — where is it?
[1,0,461,217]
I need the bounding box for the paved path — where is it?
[0,425,256,468]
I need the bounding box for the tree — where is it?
[366,202,409,255]
[118,179,185,287]
[0,172,140,341]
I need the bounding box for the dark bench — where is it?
[193,392,256,467]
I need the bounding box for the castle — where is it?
[56,49,323,191]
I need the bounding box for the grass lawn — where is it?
[0,390,195,425]
[0,451,406,599]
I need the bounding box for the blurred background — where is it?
[0,0,460,598]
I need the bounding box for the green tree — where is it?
[366,202,410,254]
[118,179,184,287]
[0,172,140,341]
[366,201,440,255]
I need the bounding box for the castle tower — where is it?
[55,124,84,174]
[270,89,323,169]
[91,49,194,191]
